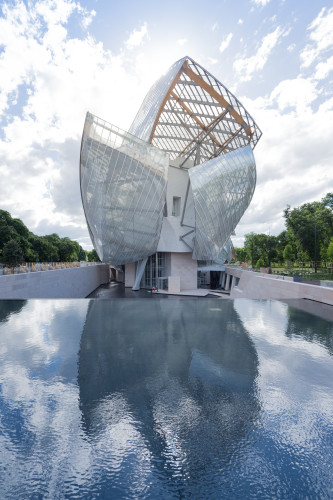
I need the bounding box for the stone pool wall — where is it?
[227,267,333,306]
[0,264,110,299]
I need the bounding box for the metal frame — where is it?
[130,56,262,164]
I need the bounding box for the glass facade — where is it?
[142,252,166,289]
[189,146,256,261]
[80,113,168,266]
[80,57,262,272]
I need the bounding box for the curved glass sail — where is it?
[129,58,185,143]
[80,112,168,266]
[189,146,256,261]
[129,56,262,163]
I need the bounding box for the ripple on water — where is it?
[0,298,332,498]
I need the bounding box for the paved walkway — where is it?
[87,282,222,299]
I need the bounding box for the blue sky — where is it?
[0,0,332,249]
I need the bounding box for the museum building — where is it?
[80,56,262,291]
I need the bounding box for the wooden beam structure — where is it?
[145,56,261,162]
[184,64,252,137]
[148,62,187,144]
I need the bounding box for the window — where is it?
[172,196,181,217]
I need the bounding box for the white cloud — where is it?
[234,81,333,240]
[270,77,319,113]
[287,43,296,52]
[300,7,333,68]
[219,32,233,54]
[238,19,243,25]
[0,0,332,252]
[34,0,76,26]
[177,38,187,46]
[0,1,153,247]
[212,22,218,32]
[233,26,285,82]
[314,55,333,80]
[79,7,96,29]
[252,0,271,6]
[125,22,149,50]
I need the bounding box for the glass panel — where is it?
[80,113,168,266]
[189,145,256,262]
[142,252,166,288]
[128,58,185,142]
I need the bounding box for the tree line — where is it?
[235,193,333,267]
[0,209,100,266]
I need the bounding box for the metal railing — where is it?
[0,261,101,276]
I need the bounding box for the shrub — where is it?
[256,257,265,269]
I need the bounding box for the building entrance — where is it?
[141,252,166,289]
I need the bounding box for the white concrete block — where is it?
[170,252,197,290]
[168,276,180,293]
[125,262,135,287]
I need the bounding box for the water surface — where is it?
[0,298,332,498]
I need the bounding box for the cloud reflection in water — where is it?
[0,298,332,498]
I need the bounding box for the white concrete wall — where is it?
[228,268,333,306]
[125,262,135,287]
[0,264,109,299]
[170,252,197,290]
[166,164,189,220]
[168,276,180,293]
[157,164,195,253]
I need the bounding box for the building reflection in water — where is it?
[78,299,260,493]
[0,299,26,323]
[1,297,331,497]
[284,299,333,355]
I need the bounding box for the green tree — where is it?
[327,239,333,261]
[234,247,247,262]
[11,218,29,239]
[0,211,37,262]
[244,233,279,267]
[275,231,296,262]
[284,199,333,261]
[256,257,265,269]
[78,246,87,261]
[244,233,262,266]
[58,238,79,261]
[0,211,17,249]
[322,192,333,210]
[283,244,294,262]
[87,249,101,262]
[30,236,55,262]
[0,209,90,263]
[2,239,24,267]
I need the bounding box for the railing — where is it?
[271,261,333,271]
[231,261,333,272]
[272,267,333,282]
[0,261,101,276]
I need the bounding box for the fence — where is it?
[0,261,100,276]
[271,261,333,271]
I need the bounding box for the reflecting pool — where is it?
[0,299,332,498]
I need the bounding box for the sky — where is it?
[0,0,332,249]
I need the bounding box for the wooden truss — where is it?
[149,58,262,165]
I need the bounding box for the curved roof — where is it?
[129,56,262,166]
